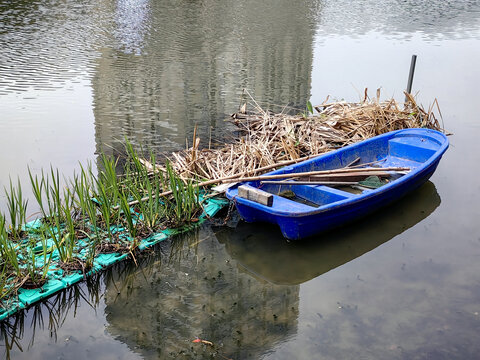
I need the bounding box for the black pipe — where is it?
[405,55,417,101]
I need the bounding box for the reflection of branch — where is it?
[29,305,45,349]
[168,228,202,265]
[1,314,25,359]
[102,251,159,302]
[0,280,103,359]
[85,274,103,311]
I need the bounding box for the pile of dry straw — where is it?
[167,90,443,185]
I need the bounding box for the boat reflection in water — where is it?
[216,181,441,285]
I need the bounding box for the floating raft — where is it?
[0,196,227,322]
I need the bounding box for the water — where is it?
[1,0,480,358]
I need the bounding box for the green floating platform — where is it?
[0,197,228,322]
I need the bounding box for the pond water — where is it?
[1,0,480,359]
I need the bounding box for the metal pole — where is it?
[405,55,417,102]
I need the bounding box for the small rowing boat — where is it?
[225,128,449,240]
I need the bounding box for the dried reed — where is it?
[167,91,443,184]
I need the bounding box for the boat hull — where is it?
[226,129,449,240]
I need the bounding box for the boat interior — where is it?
[246,132,442,211]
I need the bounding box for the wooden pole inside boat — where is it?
[220,167,410,183]
[261,180,360,186]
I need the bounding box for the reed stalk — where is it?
[167,92,443,183]
[47,167,65,224]
[0,264,12,304]
[28,168,48,220]
[59,187,77,263]
[165,161,200,226]
[23,245,51,287]
[0,213,22,278]
[119,192,138,249]
[4,178,28,240]
[135,171,163,231]
[93,156,123,244]
[124,146,165,231]
[72,164,101,267]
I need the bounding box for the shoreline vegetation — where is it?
[0,91,443,318]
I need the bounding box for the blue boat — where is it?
[225,128,449,240]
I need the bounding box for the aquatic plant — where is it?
[0,214,17,305]
[300,100,314,118]
[57,187,78,264]
[47,167,65,224]
[93,156,121,244]
[28,168,47,220]
[97,154,120,207]
[4,178,28,240]
[37,229,54,267]
[29,167,77,265]
[0,213,22,280]
[71,165,101,267]
[22,245,51,288]
[165,160,200,227]
[133,170,164,231]
[29,167,62,227]
[119,192,138,249]
[0,139,216,313]
[123,143,165,231]
[94,184,113,240]
[71,168,93,229]
[0,264,10,305]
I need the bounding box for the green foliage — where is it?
[0,139,210,309]
[58,187,77,263]
[72,164,101,268]
[123,143,165,231]
[306,100,314,115]
[4,178,28,240]
[165,160,200,227]
[0,212,21,276]
[300,100,314,118]
[119,192,138,249]
[0,264,11,304]
[23,244,51,286]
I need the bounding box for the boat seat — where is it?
[388,137,437,163]
[256,183,353,209]
[311,184,357,198]
[269,193,319,211]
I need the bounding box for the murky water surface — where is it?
[1,0,480,358]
